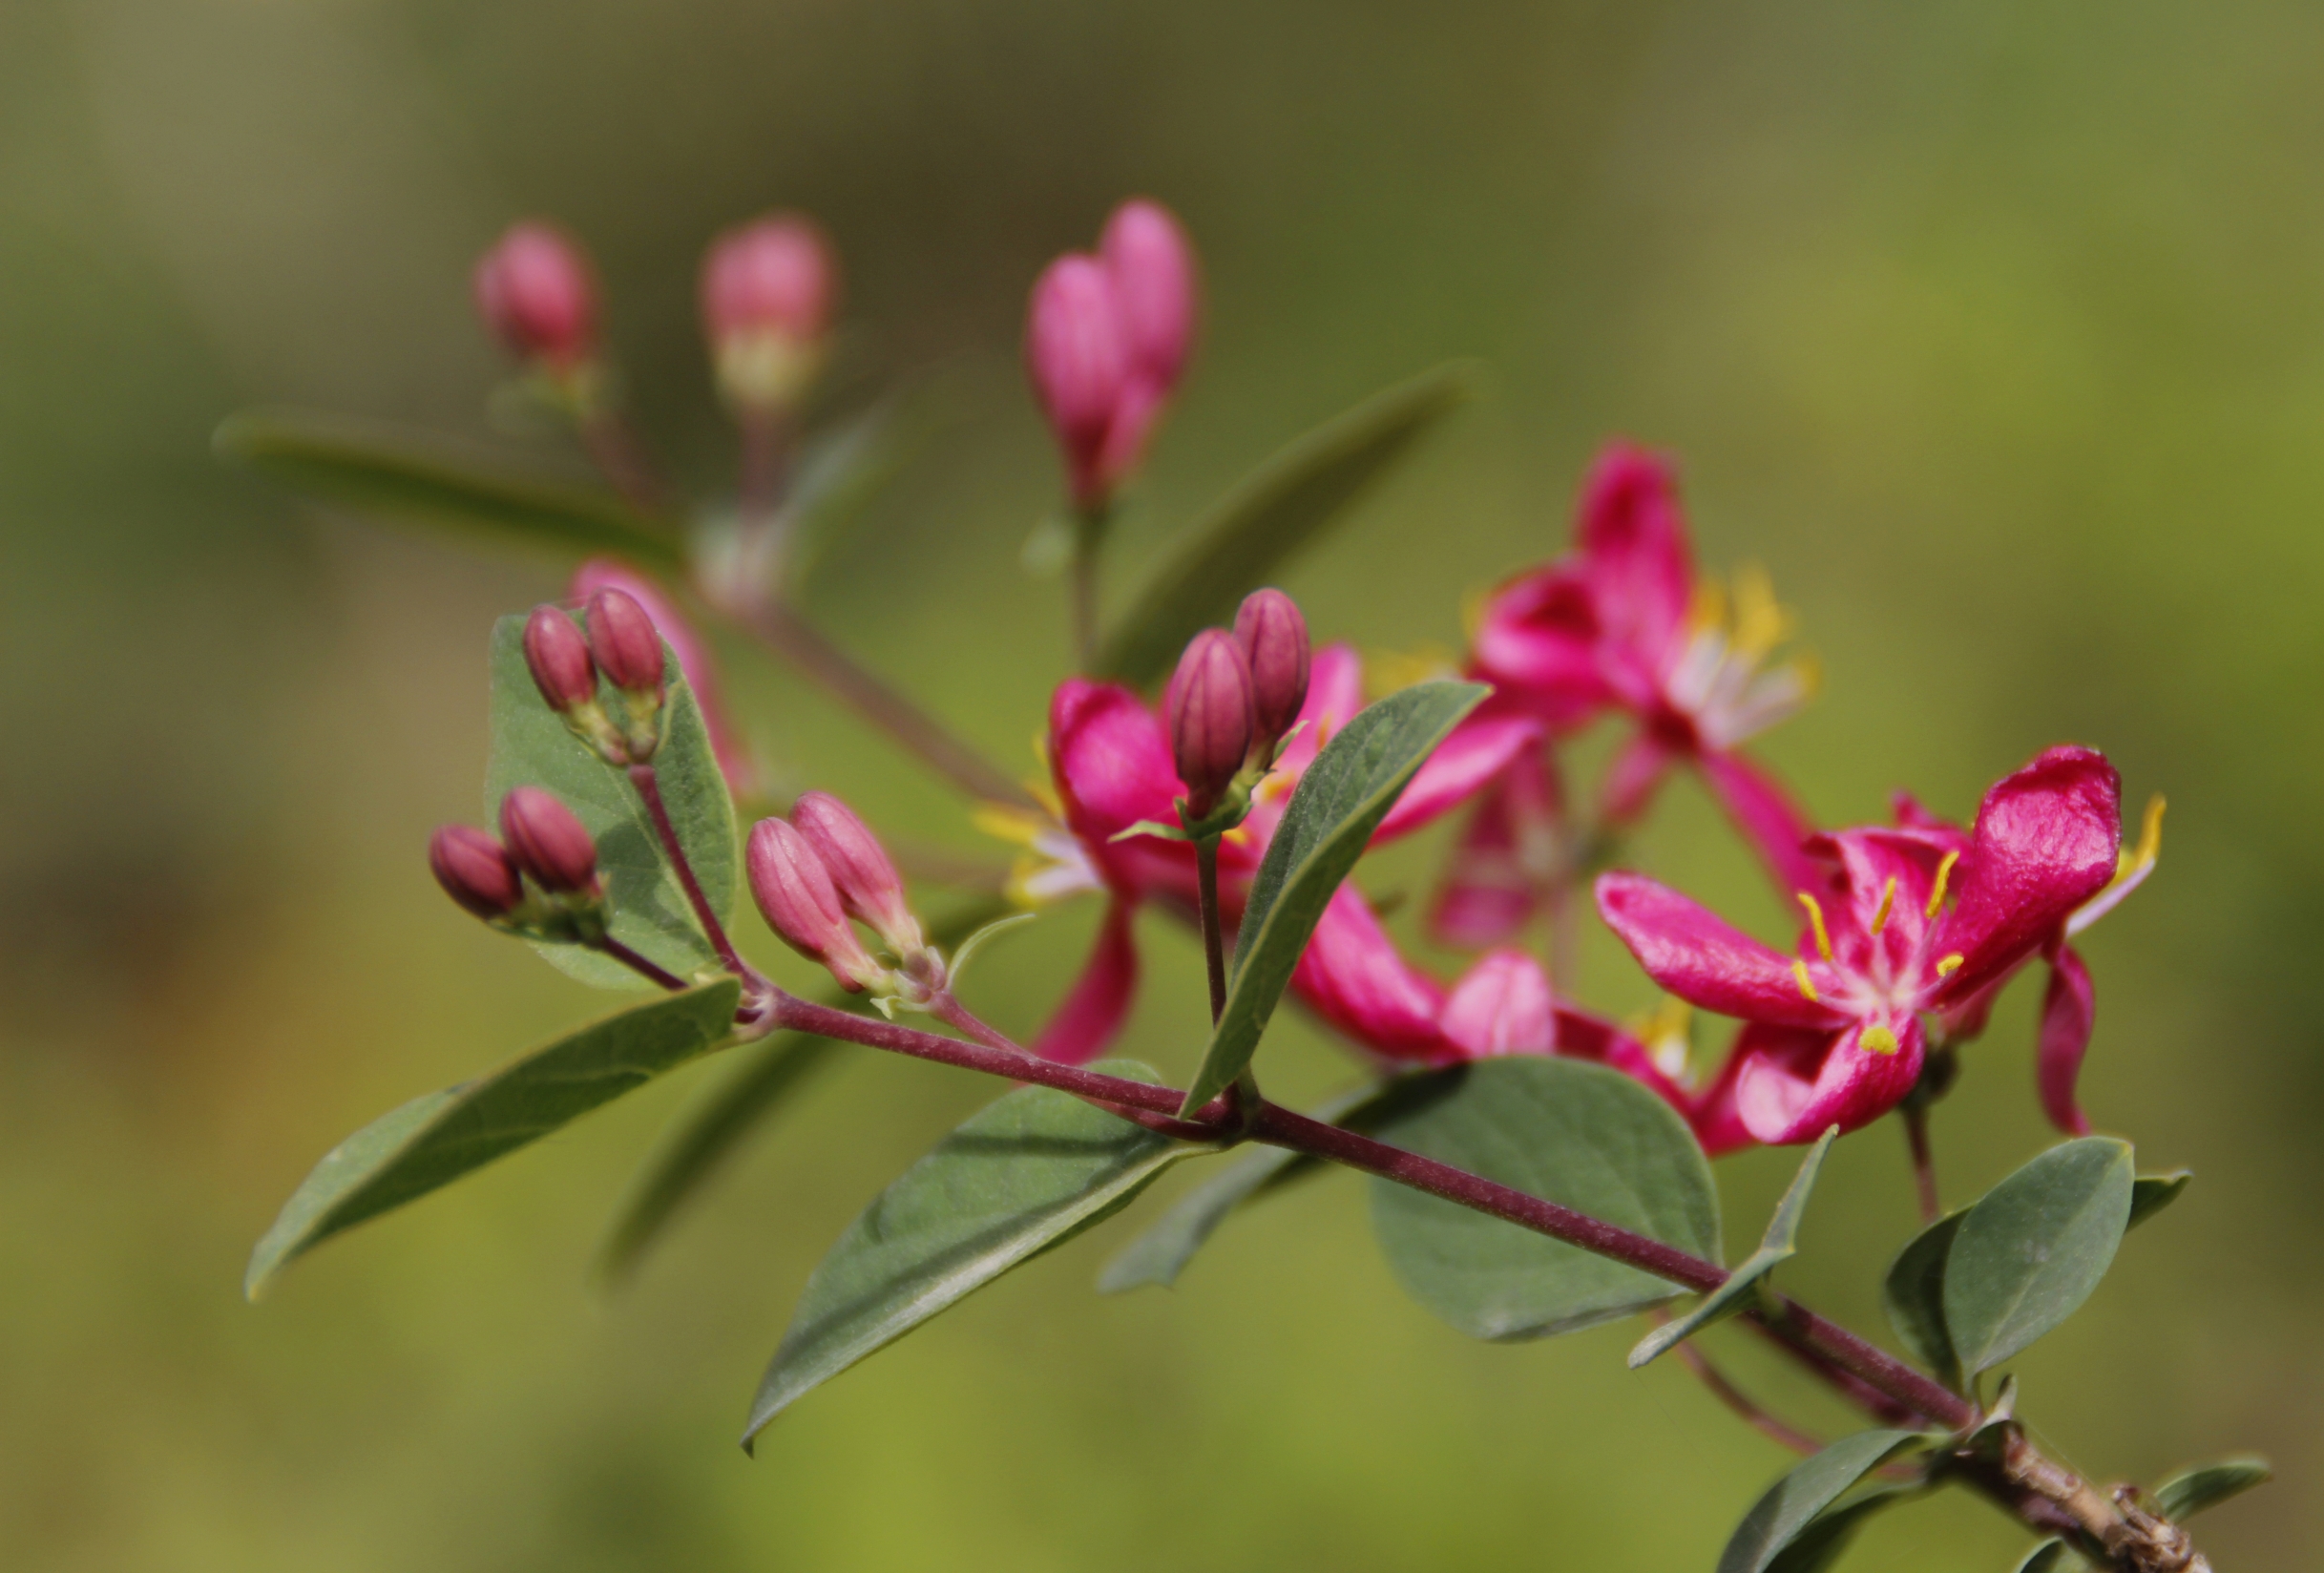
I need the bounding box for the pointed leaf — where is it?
[2012,1538,2079,1572]
[1370,1059,1721,1340]
[486,611,740,989]
[2127,1170,2191,1229]
[1765,1486,1920,1573]
[1630,1126,1834,1368]
[246,980,742,1298]
[1093,362,1480,686]
[1179,681,1489,1115]
[1717,1431,1928,1573]
[1944,1137,2135,1375]
[2152,1455,2271,1521]
[1882,1210,1968,1392]
[215,409,682,567]
[743,1063,1207,1443]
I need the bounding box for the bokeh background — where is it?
[4,0,2319,1566]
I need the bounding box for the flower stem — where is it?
[1904,1103,1941,1224]
[628,762,756,982]
[593,935,689,992]
[1653,1311,1824,1458]
[1195,836,1228,1026]
[1070,500,1110,671]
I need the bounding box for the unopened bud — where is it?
[523,604,598,715]
[1168,628,1256,822]
[701,215,836,412]
[1099,199,1197,391]
[1233,587,1309,758]
[498,786,599,895]
[1025,254,1128,509]
[586,588,666,699]
[790,792,924,957]
[570,560,753,790]
[429,825,523,921]
[473,221,596,368]
[746,817,886,992]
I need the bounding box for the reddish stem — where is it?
[1662,1328,1824,1457]
[594,936,689,992]
[1904,1104,1942,1224]
[1195,836,1228,1026]
[628,763,755,982]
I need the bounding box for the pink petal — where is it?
[1426,745,1564,949]
[1374,714,1544,844]
[570,559,754,791]
[1684,1038,1763,1158]
[1932,746,2121,1004]
[1599,729,1680,826]
[1467,566,1612,730]
[1048,679,1181,839]
[1289,886,1453,1062]
[1697,748,1825,902]
[1595,871,1846,1030]
[1575,443,1694,690]
[1031,900,1140,1064]
[1553,1005,1695,1116]
[2037,943,2096,1137]
[1439,949,1555,1058]
[1800,827,1953,971]
[1734,1016,1924,1144]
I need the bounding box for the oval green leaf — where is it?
[1178,681,1488,1116]
[1943,1137,2135,1376]
[1630,1126,1834,1369]
[1717,1430,1928,1573]
[486,609,741,989]
[2012,1538,2079,1572]
[1093,362,1479,686]
[743,1063,1207,1445]
[2127,1169,2191,1229]
[1881,1209,1967,1393]
[1370,1058,1722,1341]
[215,409,683,567]
[1764,1486,1919,1573]
[2152,1455,2271,1521]
[245,979,742,1299]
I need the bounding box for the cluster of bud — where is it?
[429,787,607,944]
[473,222,599,388]
[1025,198,1199,511]
[522,588,669,765]
[701,214,838,417]
[1165,588,1312,835]
[746,792,943,1005]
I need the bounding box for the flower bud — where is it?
[790,792,924,957]
[1233,587,1310,758]
[1025,254,1128,509]
[1168,629,1256,821]
[472,221,596,367]
[1099,199,1197,391]
[429,825,523,921]
[523,604,598,715]
[498,786,599,894]
[585,588,666,699]
[746,817,886,992]
[701,214,838,413]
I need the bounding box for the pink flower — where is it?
[1595,746,2125,1144]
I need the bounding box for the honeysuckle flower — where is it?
[1596,746,2125,1144]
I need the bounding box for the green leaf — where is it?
[2127,1169,2191,1229]
[743,1063,1208,1444]
[1717,1431,1928,1573]
[1943,1137,2135,1375]
[1764,1486,1920,1573]
[2012,1538,2079,1572]
[2152,1455,2272,1521]
[246,980,741,1298]
[1882,1210,1968,1392]
[1092,362,1480,686]
[1630,1125,1835,1369]
[1369,1058,1722,1340]
[1178,681,1489,1115]
[486,610,741,989]
[215,409,682,568]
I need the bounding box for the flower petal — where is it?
[1683,1037,1763,1158]
[1030,900,1140,1064]
[1467,565,1611,729]
[1424,746,1565,949]
[1932,746,2122,1003]
[1575,443,1694,692]
[1800,827,1953,970]
[1289,886,1453,1062]
[1439,949,1555,1058]
[1599,729,1680,827]
[2037,943,2096,1137]
[1697,748,1826,902]
[1553,1005,1697,1117]
[1734,1016,1923,1144]
[1374,713,1543,844]
[1595,871,1846,1030]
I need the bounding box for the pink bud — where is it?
[1168,629,1256,820]
[746,817,885,992]
[701,215,837,347]
[523,605,597,715]
[1099,199,1197,390]
[1233,587,1310,755]
[1025,254,1129,508]
[498,786,599,894]
[789,792,923,955]
[472,221,596,367]
[429,825,523,920]
[585,588,665,699]
[1440,950,1557,1058]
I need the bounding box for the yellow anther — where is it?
[1795,891,1834,962]
[1869,876,1897,937]
[1861,1024,1900,1056]
[1936,953,1964,976]
[1730,563,1792,658]
[2121,793,2166,880]
[1925,849,1960,918]
[972,803,1047,848]
[1685,577,1729,638]
[1791,959,1821,1003]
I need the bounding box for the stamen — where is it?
[1795,891,1834,961]
[1870,876,1897,937]
[1925,849,1959,918]
[1936,953,1964,976]
[1791,959,1820,1003]
[2125,793,2166,878]
[1861,1024,1900,1056]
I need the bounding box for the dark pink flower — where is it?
[1596,746,2124,1143]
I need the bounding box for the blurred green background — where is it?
[3,0,2317,1566]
